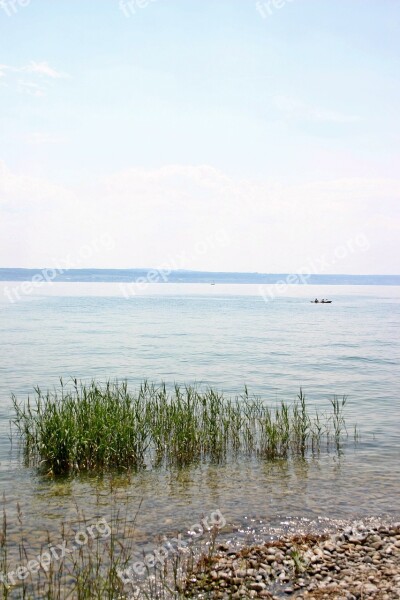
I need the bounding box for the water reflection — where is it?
[1,448,399,592]
[1,288,399,579]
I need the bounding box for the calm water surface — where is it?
[0,283,399,558]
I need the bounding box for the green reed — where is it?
[0,497,194,600]
[12,380,351,476]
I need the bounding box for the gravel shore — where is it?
[184,521,400,599]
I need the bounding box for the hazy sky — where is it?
[1,0,399,273]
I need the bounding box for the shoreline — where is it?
[183,520,400,599]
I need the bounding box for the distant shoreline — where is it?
[1,268,400,285]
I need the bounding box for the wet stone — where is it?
[183,520,400,599]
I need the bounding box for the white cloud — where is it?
[0,160,74,208]
[0,162,399,273]
[24,61,68,79]
[0,62,67,79]
[16,80,46,97]
[0,62,68,97]
[273,95,361,124]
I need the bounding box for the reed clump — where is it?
[12,380,350,476]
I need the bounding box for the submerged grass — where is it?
[0,497,195,600]
[12,380,350,476]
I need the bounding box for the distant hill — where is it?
[1,268,399,285]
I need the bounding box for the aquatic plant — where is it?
[0,489,229,599]
[0,497,198,600]
[12,380,351,476]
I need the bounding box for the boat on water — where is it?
[311,299,332,303]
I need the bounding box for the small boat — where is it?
[311,299,332,304]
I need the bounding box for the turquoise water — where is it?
[0,283,399,558]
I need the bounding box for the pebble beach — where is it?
[184,521,400,599]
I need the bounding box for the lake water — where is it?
[0,282,399,567]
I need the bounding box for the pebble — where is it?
[183,520,400,599]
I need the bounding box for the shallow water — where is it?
[0,283,399,563]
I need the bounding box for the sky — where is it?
[0,0,399,273]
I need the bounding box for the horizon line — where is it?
[1,268,399,277]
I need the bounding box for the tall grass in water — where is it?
[12,381,350,476]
